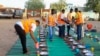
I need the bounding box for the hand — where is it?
[35,42,39,49]
[55,23,58,26]
[65,20,69,24]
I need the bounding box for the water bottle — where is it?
[91,47,94,53]
[37,35,40,42]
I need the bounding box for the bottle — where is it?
[37,35,40,42]
[91,47,94,53]
[37,51,40,56]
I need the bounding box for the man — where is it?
[66,9,73,37]
[74,8,83,42]
[57,9,66,38]
[48,9,57,41]
[14,18,40,54]
[79,10,85,38]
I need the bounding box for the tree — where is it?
[25,0,45,10]
[95,2,100,12]
[85,0,100,20]
[50,0,67,11]
[95,2,100,20]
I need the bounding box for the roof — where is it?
[0,4,4,8]
[0,4,21,10]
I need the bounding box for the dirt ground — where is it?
[0,19,100,56]
[0,19,20,56]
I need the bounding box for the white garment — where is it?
[16,21,36,32]
[71,12,76,17]
[82,26,84,38]
[16,21,24,29]
[61,14,66,20]
[31,23,36,32]
[57,13,66,26]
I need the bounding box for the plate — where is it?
[40,51,48,55]
[78,45,85,48]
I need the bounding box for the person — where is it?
[74,8,83,42]
[41,16,48,37]
[22,8,27,19]
[57,9,66,38]
[48,9,57,41]
[14,16,40,54]
[41,16,47,28]
[66,9,73,37]
[79,11,85,38]
[12,10,15,18]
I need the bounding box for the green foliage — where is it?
[85,0,99,11]
[85,0,100,20]
[95,2,100,21]
[95,2,100,12]
[25,0,45,10]
[50,0,67,11]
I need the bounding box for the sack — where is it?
[55,27,59,35]
[55,31,59,35]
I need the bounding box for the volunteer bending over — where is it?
[14,18,40,54]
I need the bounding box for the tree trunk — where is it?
[99,12,100,21]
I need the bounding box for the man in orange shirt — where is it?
[14,17,40,54]
[74,8,83,42]
[57,9,66,38]
[48,9,57,41]
[79,11,85,38]
[66,9,73,36]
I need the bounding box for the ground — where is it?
[0,19,100,56]
[0,19,19,56]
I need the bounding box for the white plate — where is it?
[69,39,74,41]
[86,33,91,36]
[83,49,90,53]
[69,37,73,39]
[39,44,46,46]
[78,45,85,48]
[85,52,94,56]
[73,42,79,45]
[40,52,48,55]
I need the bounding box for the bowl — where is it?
[40,51,48,56]
[69,39,74,42]
[78,45,85,49]
[85,52,94,56]
[73,41,79,45]
[69,37,73,39]
[83,49,91,53]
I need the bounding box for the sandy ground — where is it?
[0,19,20,56]
[0,19,100,56]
